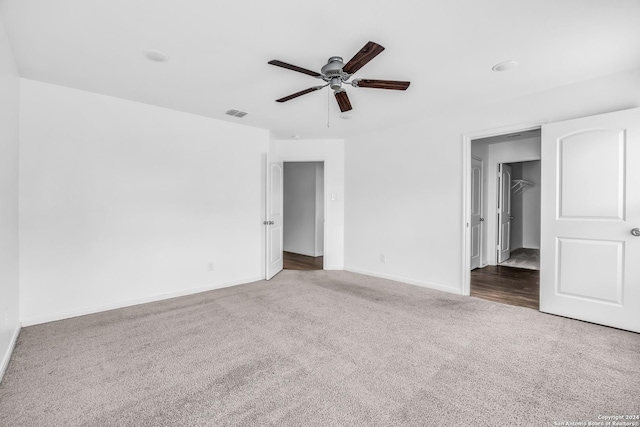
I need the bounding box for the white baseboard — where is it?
[0,324,20,383]
[21,275,263,327]
[343,267,463,295]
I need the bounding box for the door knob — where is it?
[479,218,484,222]
[509,216,514,220]
[632,228,640,237]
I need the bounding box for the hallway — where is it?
[470,265,540,310]
[283,252,323,271]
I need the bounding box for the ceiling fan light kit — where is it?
[269,41,410,113]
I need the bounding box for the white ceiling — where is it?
[1,0,639,139]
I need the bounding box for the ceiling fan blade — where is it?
[268,60,321,78]
[276,86,324,103]
[334,90,352,112]
[354,79,411,90]
[342,41,385,75]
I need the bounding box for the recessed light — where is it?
[492,60,518,72]
[144,49,169,62]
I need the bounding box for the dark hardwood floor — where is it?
[283,251,323,271]
[470,265,540,310]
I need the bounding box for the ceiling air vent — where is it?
[225,109,248,118]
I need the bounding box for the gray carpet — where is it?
[499,248,540,270]
[0,270,638,426]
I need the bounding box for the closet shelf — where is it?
[511,179,533,195]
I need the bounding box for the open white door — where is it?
[265,157,284,280]
[470,157,483,270]
[497,164,512,263]
[540,108,640,333]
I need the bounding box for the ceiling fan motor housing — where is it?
[321,56,352,89]
[321,56,344,76]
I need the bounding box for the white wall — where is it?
[271,139,344,269]
[522,160,541,249]
[19,79,269,325]
[283,162,323,257]
[345,68,640,294]
[0,14,20,379]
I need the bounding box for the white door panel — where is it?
[541,108,640,332]
[266,157,283,280]
[558,129,625,219]
[556,238,623,304]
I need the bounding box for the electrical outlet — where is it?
[380,254,386,263]
[207,262,215,272]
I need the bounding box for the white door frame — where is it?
[283,160,326,264]
[265,155,329,275]
[497,163,513,264]
[461,121,545,296]
[470,156,484,270]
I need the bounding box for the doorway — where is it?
[282,162,324,271]
[467,129,541,309]
[496,160,541,270]
[463,108,640,332]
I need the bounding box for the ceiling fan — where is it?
[268,41,410,113]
